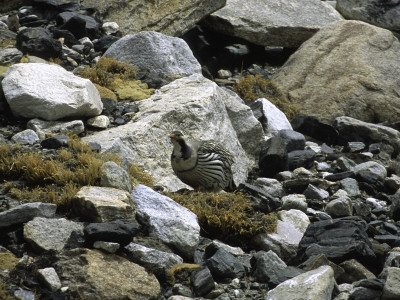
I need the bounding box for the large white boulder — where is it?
[2,63,102,121]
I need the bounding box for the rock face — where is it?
[336,0,400,33]
[2,63,103,121]
[103,31,202,76]
[82,74,264,191]
[55,248,160,300]
[266,265,335,300]
[80,0,226,37]
[131,185,200,260]
[272,20,400,123]
[203,0,343,48]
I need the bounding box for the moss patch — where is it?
[0,136,154,213]
[115,79,154,101]
[79,57,154,101]
[167,191,277,240]
[235,74,301,120]
[94,83,117,101]
[0,253,19,270]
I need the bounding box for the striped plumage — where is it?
[169,131,236,192]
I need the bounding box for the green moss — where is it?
[79,57,155,101]
[167,191,277,239]
[78,57,137,90]
[94,83,117,101]
[235,75,301,120]
[115,79,154,101]
[0,253,19,270]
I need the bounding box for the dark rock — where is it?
[390,191,400,222]
[303,184,329,201]
[84,219,142,246]
[373,235,400,248]
[101,98,118,115]
[355,278,384,290]
[33,0,80,11]
[41,135,69,149]
[237,183,282,213]
[321,143,335,154]
[191,267,215,297]
[288,149,316,170]
[324,171,356,182]
[291,114,339,145]
[268,266,305,288]
[122,104,139,114]
[259,136,288,178]
[349,287,382,300]
[50,27,80,47]
[204,247,245,282]
[296,217,376,269]
[251,250,286,283]
[93,35,119,52]
[16,27,62,59]
[277,129,305,152]
[344,141,366,153]
[56,12,101,40]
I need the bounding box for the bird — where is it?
[169,131,236,192]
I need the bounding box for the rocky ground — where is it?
[1,0,400,300]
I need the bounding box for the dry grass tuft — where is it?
[235,74,301,120]
[79,57,137,90]
[0,136,154,212]
[167,191,277,239]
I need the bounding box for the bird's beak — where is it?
[169,133,176,139]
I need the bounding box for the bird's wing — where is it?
[198,141,235,165]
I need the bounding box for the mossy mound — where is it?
[168,191,277,241]
[94,83,117,101]
[115,79,155,101]
[0,136,153,213]
[0,253,19,270]
[235,74,301,120]
[79,57,154,101]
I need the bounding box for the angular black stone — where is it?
[191,267,215,297]
[277,129,305,152]
[204,248,245,282]
[33,0,80,11]
[288,149,316,170]
[237,183,282,213]
[93,35,120,52]
[56,12,101,40]
[324,171,355,182]
[259,136,288,178]
[296,217,376,269]
[84,219,141,246]
[291,114,339,145]
[16,27,62,59]
[41,135,69,149]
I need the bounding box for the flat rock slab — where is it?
[80,0,226,37]
[272,20,400,123]
[55,248,160,300]
[203,0,342,47]
[73,186,135,222]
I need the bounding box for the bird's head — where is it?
[169,131,184,142]
[169,131,192,159]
